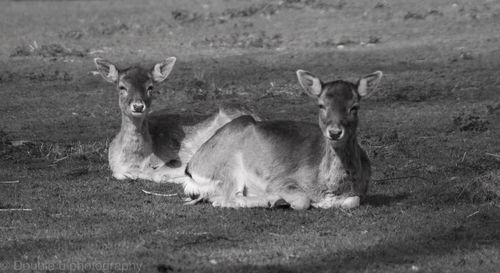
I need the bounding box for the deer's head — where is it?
[94,57,176,119]
[297,70,382,145]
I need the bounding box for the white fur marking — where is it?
[232,152,268,197]
[183,173,220,198]
[342,196,360,209]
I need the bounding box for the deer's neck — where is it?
[319,134,360,191]
[117,114,152,151]
[327,135,359,164]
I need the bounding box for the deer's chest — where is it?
[318,154,354,193]
[109,134,153,171]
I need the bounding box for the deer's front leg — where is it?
[312,194,360,209]
[149,165,187,183]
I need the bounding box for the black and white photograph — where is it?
[0,0,499,272]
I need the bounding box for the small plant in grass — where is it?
[186,69,210,101]
[476,171,500,200]
[185,70,229,101]
[453,173,500,203]
[60,29,84,40]
[0,128,9,144]
[88,22,130,36]
[0,128,11,155]
[0,71,14,83]
[171,9,202,24]
[452,110,489,132]
[404,11,426,20]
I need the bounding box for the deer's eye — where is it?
[147,86,154,96]
[318,104,326,110]
[350,105,360,113]
[118,86,127,93]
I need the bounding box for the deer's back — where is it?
[188,116,325,184]
[147,111,214,164]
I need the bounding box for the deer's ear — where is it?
[152,57,176,83]
[296,70,322,97]
[94,58,119,83]
[357,71,383,98]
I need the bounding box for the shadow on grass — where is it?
[364,193,410,207]
[205,211,500,273]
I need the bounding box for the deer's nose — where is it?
[327,127,344,140]
[132,103,145,113]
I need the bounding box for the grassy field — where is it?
[0,0,499,272]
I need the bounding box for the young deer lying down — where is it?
[183,70,382,209]
[95,57,249,183]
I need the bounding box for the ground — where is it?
[0,0,499,272]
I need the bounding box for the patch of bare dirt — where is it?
[194,31,283,49]
[314,35,381,48]
[172,0,345,25]
[10,43,88,58]
[88,22,130,36]
[0,69,73,82]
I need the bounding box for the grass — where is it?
[0,0,499,272]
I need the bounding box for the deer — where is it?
[94,57,251,183]
[182,69,382,209]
